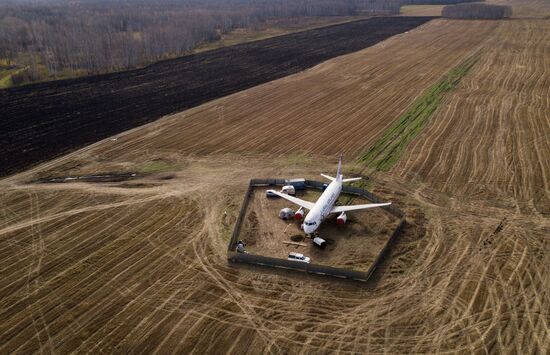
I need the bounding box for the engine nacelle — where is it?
[295,207,304,220]
[336,212,347,225]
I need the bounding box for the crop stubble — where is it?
[393,19,550,215]
[93,20,498,162]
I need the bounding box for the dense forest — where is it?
[442,3,512,19]
[404,0,480,4]
[0,0,404,85]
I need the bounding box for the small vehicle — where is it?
[287,252,310,263]
[236,240,247,253]
[266,190,278,198]
[312,237,327,248]
[281,185,296,196]
[285,178,306,190]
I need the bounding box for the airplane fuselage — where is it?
[303,177,342,234]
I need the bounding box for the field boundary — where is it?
[228,179,406,282]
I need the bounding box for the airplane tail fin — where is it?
[322,154,344,182]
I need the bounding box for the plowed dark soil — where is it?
[0,16,434,177]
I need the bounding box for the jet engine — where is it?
[336,212,347,225]
[295,207,304,220]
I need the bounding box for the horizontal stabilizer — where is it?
[331,202,391,213]
[320,173,335,182]
[342,177,362,183]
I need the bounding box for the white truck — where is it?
[288,252,310,263]
[281,185,296,196]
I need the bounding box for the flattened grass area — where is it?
[359,53,480,171]
[0,59,87,89]
[138,160,182,174]
[400,5,444,17]
[0,67,21,89]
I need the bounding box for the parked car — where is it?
[281,185,296,196]
[312,237,327,248]
[288,252,310,263]
[266,190,278,198]
[285,178,306,190]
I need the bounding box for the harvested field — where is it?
[400,4,445,16]
[2,153,547,353]
[0,15,548,354]
[393,19,550,215]
[360,52,480,171]
[89,19,498,163]
[488,0,550,18]
[0,16,434,177]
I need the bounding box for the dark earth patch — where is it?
[31,172,141,184]
[0,16,434,177]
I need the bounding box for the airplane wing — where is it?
[330,202,391,213]
[266,190,315,210]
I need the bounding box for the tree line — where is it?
[0,0,405,85]
[442,3,512,19]
[404,0,480,4]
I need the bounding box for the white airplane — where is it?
[267,156,391,235]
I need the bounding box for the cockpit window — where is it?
[305,221,317,226]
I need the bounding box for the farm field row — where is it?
[393,19,550,215]
[488,0,550,18]
[91,19,497,163]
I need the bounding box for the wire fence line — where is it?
[228,178,406,282]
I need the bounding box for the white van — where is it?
[312,237,327,248]
[281,185,296,196]
[287,252,310,263]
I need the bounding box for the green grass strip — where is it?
[0,68,19,89]
[358,52,480,171]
